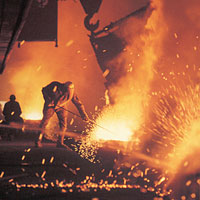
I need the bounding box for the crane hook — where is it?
[84,14,99,32]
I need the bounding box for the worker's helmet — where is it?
[64,81,74,89]
[10,94,16,101]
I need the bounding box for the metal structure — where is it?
[0,0,149,77]
[0,0,33,74]
[0,0,57,74]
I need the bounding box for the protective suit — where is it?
[36,81,89,147]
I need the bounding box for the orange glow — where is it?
[9,64,44,120]
[23,111,42,120]
[93,123,132,141]
[92,110,133,141]
[92,92,144,141]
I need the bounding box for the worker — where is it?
[35,81,89,147]
[3,94,23,124]
[1,95,23,140]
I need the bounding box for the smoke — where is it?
[170,118,200,175]
[92,0,166,141]
[149,0,200,173]
[154,0,200,83]
[138,0,200,191]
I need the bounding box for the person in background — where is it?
[1,95,23,140]
[3,94,23,124]
[35,81,89,148]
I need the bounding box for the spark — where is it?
[0,171,4,178]
[50,156,54,163]
[21,155,25,160]
[103,69,110,77]
[41,171,46,178]
[42,158,45,165]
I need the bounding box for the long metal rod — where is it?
[0,107,116,136]
[57,106,115,136]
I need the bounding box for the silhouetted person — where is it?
[35,81,89,147]
[1,95,23,141]
[3,95,23,124]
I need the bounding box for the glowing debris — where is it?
[174,33,178,38]
[41,171,46,178]
[53,86,57,92]
[185,180,192,186]
[0,171,4,178]
[36,65,42,71]
[20,40,25,46]
[69,168,77,175]
[66,40,74,47]
[103,69,110,77]
[181,196,186,200]
[196,179,200,185]
[21,155,25,160]
[70,118,74,125]
[50,156,54,163]
[42,158,45,165]
[95,106,98,111]
[190,193,196,199]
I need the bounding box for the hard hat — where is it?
[10,94,16,101]
[64,81,74,89]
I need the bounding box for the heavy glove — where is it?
[81,112,89,122]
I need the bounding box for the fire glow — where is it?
[92,111,133,141]
[23,112,42,120]
[2,0,200,198]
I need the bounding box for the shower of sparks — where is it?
[72,72,200,199]
[77,133,100,163]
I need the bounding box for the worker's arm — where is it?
[71,94,89,121]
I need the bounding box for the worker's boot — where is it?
[56,134,64,148]
[56,135,72,151]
